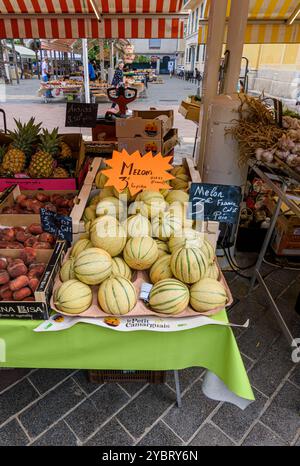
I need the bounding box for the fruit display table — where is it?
[0,309,254,404]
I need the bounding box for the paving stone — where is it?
[117,384,175,438]
[240,353,254,372]
[19,378,86,438]
[0,369,31,393]
[269,268,299,286]
[29,369,74,394]
[279,281,299,304]
[0,379,39,426]
[138,421,183,446]
[295,435,300,446]
[222,271,237,284]
[66,384,129,442]
[261,381,300,444]
[228,277,250,300]
[228,299,265,327]
[166,367,204,393]
[211,388,268,442]
[249,336,295,397]
[237,312,280,361]
[31,421,78,446]
[242,422,287,446]
[118,382,148,396]
[275,298,300,336]
[189,423,234,446]
[0,419,29,446]
[72,371,101,395]
[265,278,290,298]
[85,418,133,446]
[289,365,300,388]
[163,380,219,442]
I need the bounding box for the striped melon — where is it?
[201,239,215,264]
[71,238,93,258]
[155,239,170,257]
[74,247,112,285]
[171,165,188,177]
[54,279,92,314]
[149,279,189,315]
[82,205,96,224]
[149,254,173,284]
[135,191,168,219]
[97,187,115,201]
[190,278,227,312]
[96,197,126,220]
[123,236,158,270]
[88,193,101,205]
[95,169,108,189]
[60,257,75,282]
[204,262,219,280]
[98,276,137,315]
[170,174,190,190]
[168,228,204,253]
[90,215,127,257]
[152,211,182,241]
[111,257,132,280]
[171,246,208,284]
[168,202,193,228]
[123,214,151,238]
[165,190,189,204]
[113,187,136,203]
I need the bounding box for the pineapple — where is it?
[53,166,69,178]
[1,118,41,175]
[59,141,72,159]
[28,128,61,178]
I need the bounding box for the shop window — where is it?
[191,12,195,33]
[195,8,199,32]
[149,39,161,49]
[200,2,204,18]
[196,45,200,62]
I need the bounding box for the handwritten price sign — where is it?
[103,150,175,195]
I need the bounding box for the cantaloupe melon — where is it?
[113,187,136,203]
[97,187,115,201]
[123,236,158,270]
[151,211,182,241]
[171,165,188,177]
[123,214,151,238]
[96,197,126,220]
[204,262,219,280]
[134,191,168,219]
[170,174,190,190]
[71,238,93,258]
[167,202,193,228]
[111,257,132,280]
[149,254,173,284]
[171,245,208,284]
[90,215,127,257]
[95,169,108,189]
[60,257,75,282]
[168,228,204,253]
[149,278,189,315]
[74,247,112,285]
[155,239,170,257]
[82,205,96,224]
[165,190,189,204]
[190,278,227,312]
[54,279,92,314]
[201,239,215,264]
[98,276,137,315]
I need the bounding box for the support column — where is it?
[196,0,228,172]
[82,38,90,103]
[223,0,250,94]
[99,39,105,81]
[11,40,19,84]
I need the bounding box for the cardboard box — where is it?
[0,240,66,320]
[118,128,178,156]
[116,110,173,140]
[179,99,201,123]
[272,214,300,256]
[0,133,87,191]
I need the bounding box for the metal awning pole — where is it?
[196,0,228,172]
[82,38,90,103]
[223,0,250,94]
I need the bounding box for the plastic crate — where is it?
[88,370,166,384]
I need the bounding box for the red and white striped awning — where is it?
[0,1,185,39]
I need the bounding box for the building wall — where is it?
[183,0,206,72]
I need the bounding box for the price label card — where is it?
[103,149,174,196]
[65,102,98,128]
[189,183,242,224]
[40,208,73,243]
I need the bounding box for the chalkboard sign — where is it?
[40,208,73,242]
[65,102,98,128]
[189,183,242,224]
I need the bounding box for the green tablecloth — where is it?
[0,310,254,401]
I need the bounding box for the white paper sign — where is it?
[34,313,249,333]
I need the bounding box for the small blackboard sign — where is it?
[65,102,98,128]
[189,183,242,224]
[40,208,73,243]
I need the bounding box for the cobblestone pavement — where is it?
[0,76,299,446]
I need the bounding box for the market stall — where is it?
[38,79,83,103]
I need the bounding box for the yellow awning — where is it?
[198,0,300,44]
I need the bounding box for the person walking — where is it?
[41,57,53,99]
[111,60,125,109]
[88,60,96,81]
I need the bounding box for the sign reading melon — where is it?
[103,150,174,195]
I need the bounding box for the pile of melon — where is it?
[54,165,228,316]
